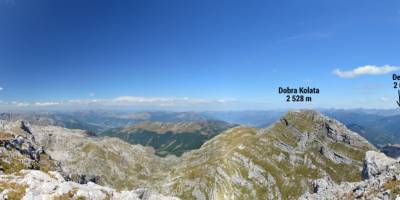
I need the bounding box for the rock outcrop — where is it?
[301,151,400,200]
[0,120,59,175]
[362,151,397,179]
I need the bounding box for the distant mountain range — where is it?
[2,109,400,149]
[0,111,209,133]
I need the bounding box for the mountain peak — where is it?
[164,110,376,199]
[275,110,374,148]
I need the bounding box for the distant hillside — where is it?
[100,120,236,157]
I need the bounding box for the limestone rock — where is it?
[362,151,397,179]
[302,150,400,199]
[0,170,179,200]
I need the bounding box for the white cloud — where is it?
[15,102,30,107]
[0,87,3,91]
[34,102,60,106]
[379,96,389,102]
[333,65,400,78]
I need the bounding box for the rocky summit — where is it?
[161,110,375,199]
[0,110,384,199]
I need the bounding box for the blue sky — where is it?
[0,0,399,110]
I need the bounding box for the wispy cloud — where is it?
[279,31,332,43]
[0,87,3,91]
[333,65,400,78]
[89,93,95,97]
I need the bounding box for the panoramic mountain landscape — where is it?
[2,0,400,199]
[4,109,400,151]
[2,110,400,199]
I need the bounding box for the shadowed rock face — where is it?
[0,110,377,200]
[0,120,59,175]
